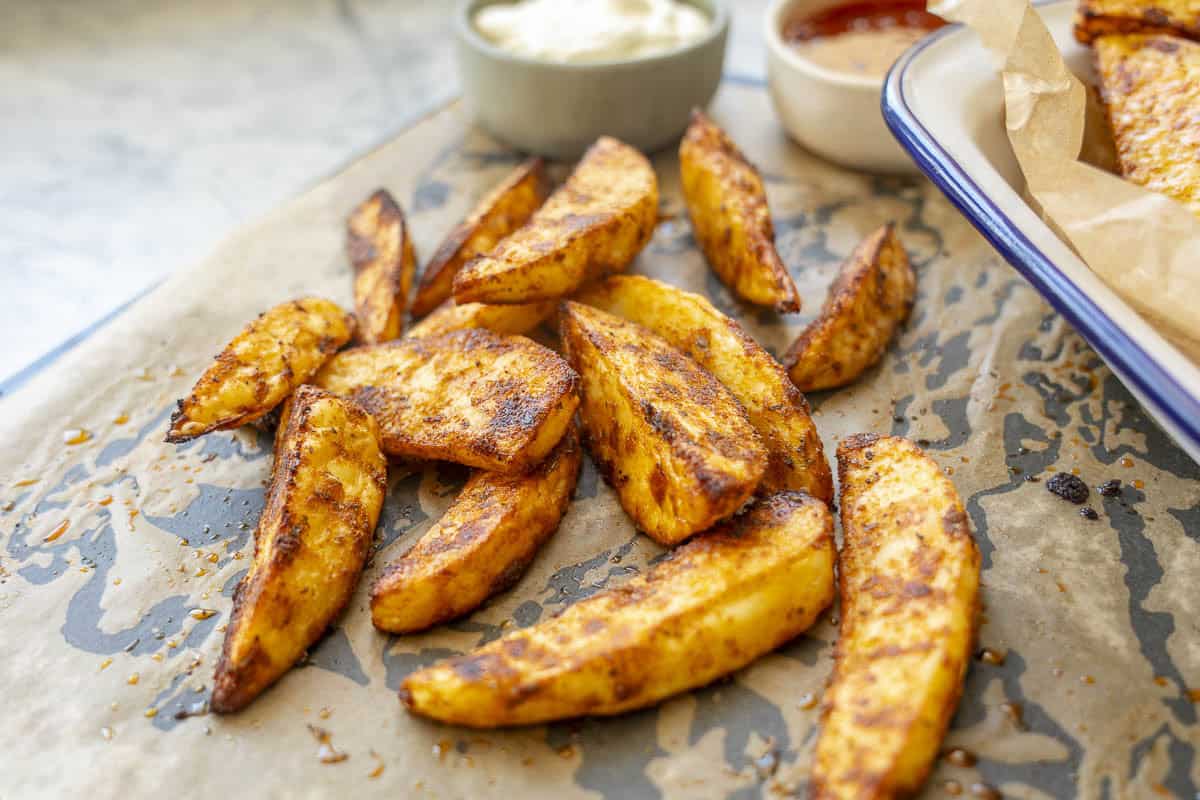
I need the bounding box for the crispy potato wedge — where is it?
[577,275,832,502]
[1094,33,1200,219]
[211,386,386,713]
[811,434,980,799]
[404,299,555,340]
[347,188,417,344]
[166,297,354,442]
[371,426,581,634]
[1075,0,1200,42]
[312,328,579,473]
[560,301,766,545]
[412,158,547,317]
[453,137,658,305]
[784,224,915,392]
[401,491,835,727]
[679,110,801,312]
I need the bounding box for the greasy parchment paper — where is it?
[935,0,1200,361]
[1,82,1198,799]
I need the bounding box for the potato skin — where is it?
[211,385,387,713]
[347,188,417,344]
[811,434,980,799]
[453,137,658,305]
[679,110,801,312]
[785,224,915,392]
[412,158,547,317]
[166,297,354,442]
[404,299,555,340]
[370,426,581,634]
[577,275,832,502]
[312,328,579,474]
[560,301,766,545]
[401,491,834,728]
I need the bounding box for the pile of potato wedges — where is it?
[166,114,979,799]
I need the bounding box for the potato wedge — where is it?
[166,297,354,442]
[401,491,835,727]
[1075,0,1200,43]
[453,137,658,305]
[371,425,581,634]
[679,110,801,312]
[811,434,980,799]
[312,329,579,473]
[412,158,547,317]
[560,301,766,545]
[576,275,832,502]
[1094,33,1200,219]
[404,299,555,340]
[784,224,915,392]
[347,188,417,344]
[211,385,386,713]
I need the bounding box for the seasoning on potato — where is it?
[211,385,387,713]
[404,299,555,340]
[312,328,579,474]
[400,491,835,728]
[785,223,915,392]
[680,109,802,312]
[347,188,417,344]
[810,434,980,799]
[166,297,354,443]
[453,136,658,305]
[560,301,766,545]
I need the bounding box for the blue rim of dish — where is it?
[881,12,1200,453]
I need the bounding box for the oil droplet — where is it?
[1133,479,1145,490]
[1000,701,1025,729]
[797,691,819,710]
[944,466,955,476]
[43,520,70,542]
[97,495,114,506]
[433,739,452,761]
[195,568,209,577]
[318,707,332,720]
[127,673,140,685]
[944,780,963,796]
[1080,674,1095,685]
[189,608,216,620]
[945,747,977,767]
[167,639,178,649]
[1187,688,1200,702]
[1120,456,1135,468]
[978,648,1006,666]
[970,783,1002,800]
[64,429,92,446]
[1154,676,1169,687]
[368,750,385,779]
[100,726,114,741]
[113,414,129,425]
[151,653,164,663]
[144,707,158,718]
[308,725,348,764]
[99,658,113,671]
[13,478,38,488]
[207,552,219,563]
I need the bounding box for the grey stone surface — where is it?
[0,0,766,382]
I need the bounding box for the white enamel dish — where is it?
[882,0,1200,465]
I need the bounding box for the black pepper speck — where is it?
[1080,507,1099,521]
[1097,479,1122,497]
[1046,472,1089,504]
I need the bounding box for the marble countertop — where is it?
[0,0,768,386]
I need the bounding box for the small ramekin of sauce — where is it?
[765,0,947,173]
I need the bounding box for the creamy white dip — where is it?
[474,0,711,64]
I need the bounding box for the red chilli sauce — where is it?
[782,1,947,78]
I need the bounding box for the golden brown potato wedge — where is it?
[347,188,417,344]
[166,297,354,442]
[560,301,766,545]
[371,426,581,634]
[1075,0,1200,42]
[784,224,915,392]
[1094,33,1200,219]
[811,434,980,799]
[576,275,832,502]
[453,137,658,305]
[312,329,579,473]
[679,110,801,312]
[211,385,386,713]
[404,299,555,340]
[401,491,835,727]
[412,158,547,317]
